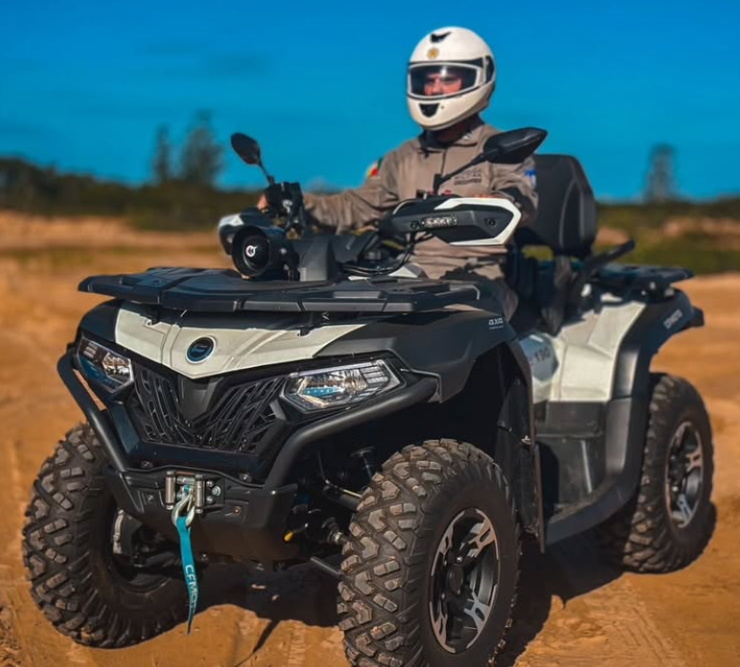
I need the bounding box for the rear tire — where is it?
[338,439,520,667]
[22,424,188,647]
[595,374,714,572]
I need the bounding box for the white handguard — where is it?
[217,213,244,255]
[434,197,522,247]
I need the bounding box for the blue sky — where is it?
[1,0,738,200]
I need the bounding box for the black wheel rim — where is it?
[665,420,704,529]
[429,508,499,653]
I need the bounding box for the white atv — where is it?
[22,128,712,666]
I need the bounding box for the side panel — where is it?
[520,290,696,408]
[537,290,702,544]
[517,296,646,409]
[518,296,645,403]
[522,291,696,406]
[518,333,558,404]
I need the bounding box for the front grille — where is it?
[126,365,284,454]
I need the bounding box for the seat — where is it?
[511,155,598,334]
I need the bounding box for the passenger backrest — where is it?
[514,154,598,259]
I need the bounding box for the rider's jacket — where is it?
[303,116,538,270]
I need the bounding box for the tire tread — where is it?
[22,423,186,647]
[596,374,714,573]
[338,438,520,667]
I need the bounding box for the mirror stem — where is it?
[259,163,276,186]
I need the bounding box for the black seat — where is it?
[510,155,598,335]
[514,154,597,259]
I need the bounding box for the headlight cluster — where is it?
[75,336,401,412]
[77,337,133,392]
[283,359,401,412]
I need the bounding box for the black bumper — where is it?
[106,466,300,562]
[58,350,437,563]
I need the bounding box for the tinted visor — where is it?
[408,63,481,99]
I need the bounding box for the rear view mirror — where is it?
[231,133,262,166]
[482,128,548,164]
[231,132,276,186]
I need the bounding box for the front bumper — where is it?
[58,349,437,563]
[106,466,299,562]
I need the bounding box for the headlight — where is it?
[77,337,133,392]
[283,360,401,412]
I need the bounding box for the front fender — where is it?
[317,306,516,402]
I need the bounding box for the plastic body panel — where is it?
[531,289,704,544]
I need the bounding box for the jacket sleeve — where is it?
[303,152,400,233]
[492,155,539,225]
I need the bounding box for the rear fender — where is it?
[613,290,703,398]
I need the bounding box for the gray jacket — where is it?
[303,118,538,271]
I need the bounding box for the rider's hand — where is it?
[256,193,268,211]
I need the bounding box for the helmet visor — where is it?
[408,63,481,99]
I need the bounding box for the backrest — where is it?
[514,154,597,258]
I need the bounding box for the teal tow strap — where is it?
[172,485,198,634]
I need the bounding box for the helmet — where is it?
[407,27,496,131]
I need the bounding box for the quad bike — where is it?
[22,128,713,665]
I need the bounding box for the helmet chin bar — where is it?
[411,91,492,132]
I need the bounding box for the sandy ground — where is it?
[0,215,739,667]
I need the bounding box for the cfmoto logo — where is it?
[187,337,215,363]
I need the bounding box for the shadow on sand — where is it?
[196,504,717,666]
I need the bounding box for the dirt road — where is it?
[0,217,738,666]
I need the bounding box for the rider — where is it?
[261,27,538,318]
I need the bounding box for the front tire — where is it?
[22,424,188,647]
[596,374,714,572]
[338,439,520,667]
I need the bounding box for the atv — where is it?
[22,128,713,666]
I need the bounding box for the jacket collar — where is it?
[417,116,485,153]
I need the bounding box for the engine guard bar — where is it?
[57,351,128,473]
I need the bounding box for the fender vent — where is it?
[126,365,284,454]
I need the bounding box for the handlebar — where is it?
[260,181,308,235]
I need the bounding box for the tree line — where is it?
[0,111,257,229]
[151,111,224,187]
[1,112,739,233]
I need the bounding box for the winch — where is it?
[164,471,224,513]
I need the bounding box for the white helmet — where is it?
[407,27,496,131]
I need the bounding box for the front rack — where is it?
[80,267,481,314]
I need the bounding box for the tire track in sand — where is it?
[544,536,687,667]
